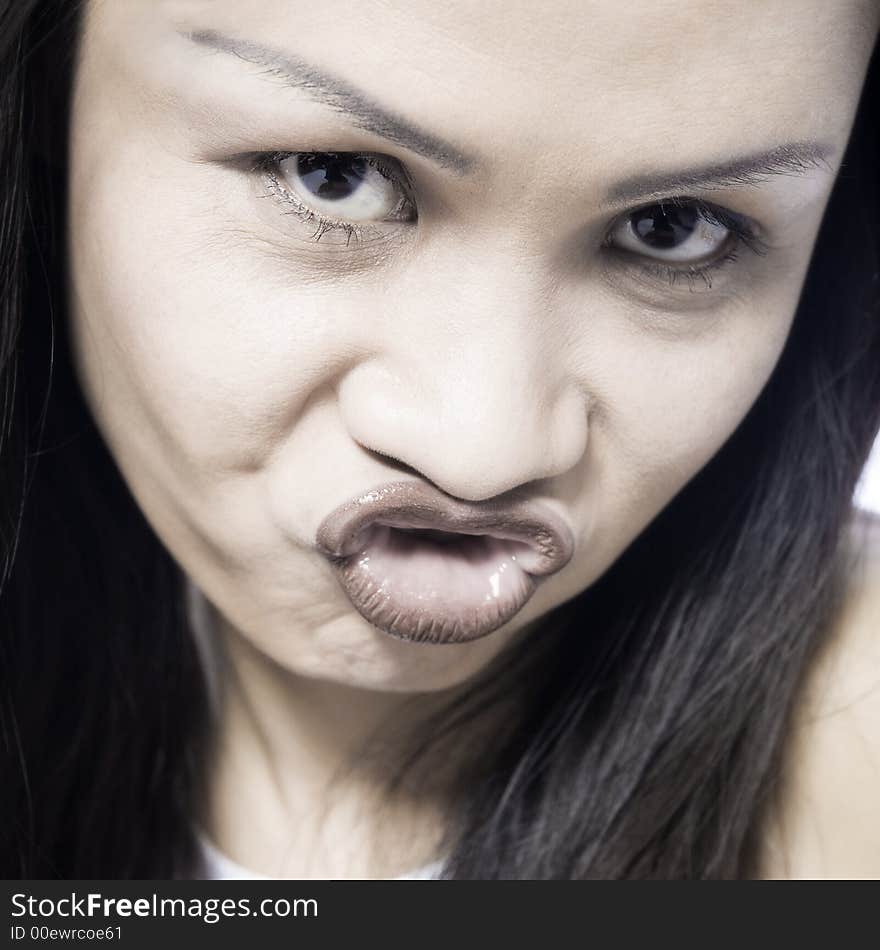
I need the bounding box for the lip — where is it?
[315,480,575,644]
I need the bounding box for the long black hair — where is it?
[2,0,878,878]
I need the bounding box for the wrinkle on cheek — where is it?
[208,221,403,287]
[160,138,413,284]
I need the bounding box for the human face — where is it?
[67,0,879,692]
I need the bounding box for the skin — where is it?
[760,510,880,879]
[67,0,880,877]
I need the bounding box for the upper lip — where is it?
[315,479,575,577]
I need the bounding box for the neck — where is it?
[198,607,469,879]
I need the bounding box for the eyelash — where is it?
[606,197,769,292]
[249,150,413,247]
[248,150,768,289]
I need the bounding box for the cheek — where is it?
[66,147,391,589]
[68,151,374,482]
[582,296,797,550]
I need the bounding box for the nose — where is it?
[336,252,589,502]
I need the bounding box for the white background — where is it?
[855,433,880,514]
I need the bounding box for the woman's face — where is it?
[67,0,878,691]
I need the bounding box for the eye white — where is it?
[276,153,403,222]
[610,205,731,263]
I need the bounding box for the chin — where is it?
[229,601,531,696]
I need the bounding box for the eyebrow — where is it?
[604,142,836,206]
[182,28,477,175]
[182,29,835,204]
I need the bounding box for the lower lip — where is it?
[325,524,542,644]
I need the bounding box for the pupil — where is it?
[297,153,367,201]
[632,204,699,249]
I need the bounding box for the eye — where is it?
[609,201,735,263]
[603,198,768,293]
[256,151,416,244]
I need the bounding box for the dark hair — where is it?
[2,1,878,879]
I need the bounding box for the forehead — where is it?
[85,0,878,175]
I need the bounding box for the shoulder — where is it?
[759,506,880,879]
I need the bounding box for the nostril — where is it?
[360,445,422,478]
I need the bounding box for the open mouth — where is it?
[329,523,538,645]
[315,480,575,645]
[394,526,472,546]
[387,524,531,555]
